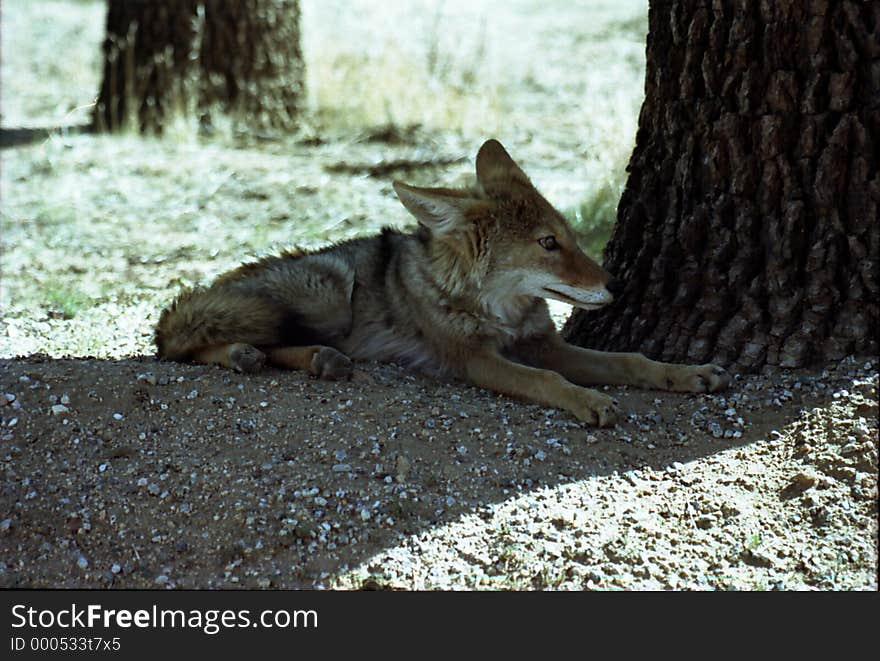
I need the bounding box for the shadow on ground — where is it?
[2,352,858,589]
[0,124,92,149]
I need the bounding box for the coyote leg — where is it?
[268,346,353,381]
[464,351,619,426]
[193,343,266,373]
[517,335,729,392]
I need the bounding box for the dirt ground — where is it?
[1,0,877,590]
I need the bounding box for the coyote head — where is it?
[393,139,617,313]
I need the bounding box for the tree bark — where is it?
[93,0,304,133]
[565,0,879,372]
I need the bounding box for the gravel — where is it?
[0,354,876,590]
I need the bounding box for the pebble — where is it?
[789,471,817,489]
[113,413,123,420]
[51,404,69,416]
[695,515,716,529]
[332,463,352,472]
[76,555,89,570]
[111,563,122,574]
[396,456,410,482]
[0,518,11,532]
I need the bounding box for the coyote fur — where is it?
[155,139,729,425]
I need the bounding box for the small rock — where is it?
[0,518,11,532]
[695,514,716,529]
[789,471,817,490]
[51,404,69,416]
[76,555,89,570]
[111,563,122,574]
[332,463,352,472]
[396,456,411,482]
[741,548,776,568]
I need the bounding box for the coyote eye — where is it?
[538,235,558,251]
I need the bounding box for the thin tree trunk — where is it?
[565,0,879,372]
[93,0,304,133]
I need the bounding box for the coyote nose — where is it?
[606,278,624,298]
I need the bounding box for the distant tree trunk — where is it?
[565,0,878,372]
[93,0,304,133]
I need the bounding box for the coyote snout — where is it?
[155,138,730,426]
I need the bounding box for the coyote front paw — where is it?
[229,343,266,373]
[664,363,730,393]
[572,391,620,427]
[311,347,353,381]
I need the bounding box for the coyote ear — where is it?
[393,181,479,233]
[475,139,532,194]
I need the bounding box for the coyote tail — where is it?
[154,286,297,361]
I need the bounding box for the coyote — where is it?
[155,139,728,425]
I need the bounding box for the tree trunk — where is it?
[93,0,304,133]
[565,0,878,372]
